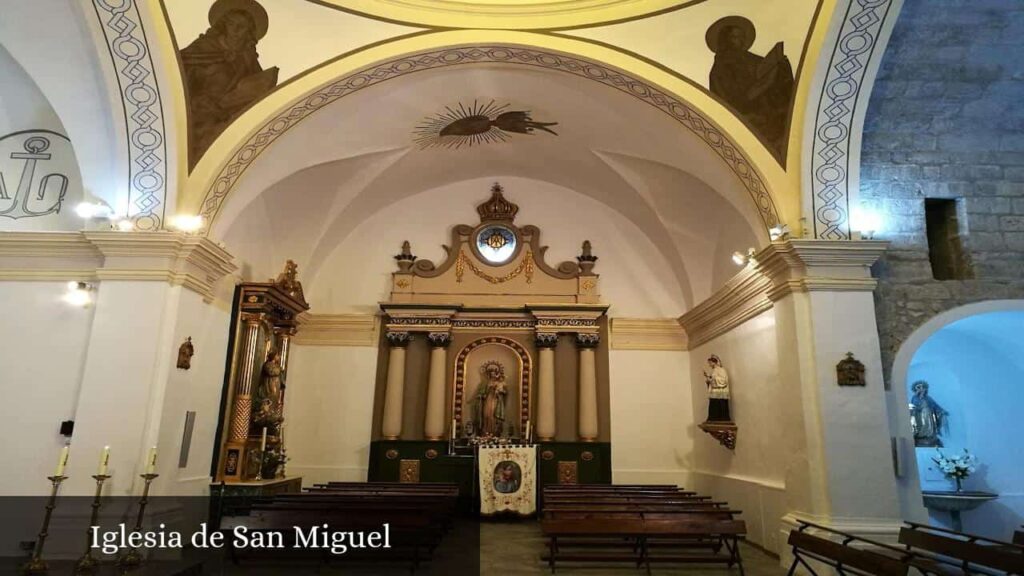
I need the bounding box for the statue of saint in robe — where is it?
[704,355,732,422]
[474,361,507,437]
[254,349,284,425]
[910,380,948,447]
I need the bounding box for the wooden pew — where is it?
[899,522,1024,575]
[1013,526,1023,546]
[786,530,909,576]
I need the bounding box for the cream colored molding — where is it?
[679,266,773,350]
[293,313,380,347]
[0,231,237,302]
[680,239,888,347]
[609,318,687,351]
[778,512,902,541]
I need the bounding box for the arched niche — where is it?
[453,337,533,440]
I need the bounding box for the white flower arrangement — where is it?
[932,449,977,482]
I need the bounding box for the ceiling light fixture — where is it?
[769,224,790,241]
[75,202,113,220]
[170,214,204,233]
[731,247,757,267]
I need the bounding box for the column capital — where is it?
[426,332,452,348]
[385,331,412,348]
[575,333,600,349]
[535,333,559,349]
[754,239,889,301]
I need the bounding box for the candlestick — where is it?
[525,420,531,443]
[145,447,157,474]
[97,446,110,476]
[260,428,267,452]
[55,445,69,477]
[20,474,67,575]
[74,474,110,574]
[116,472,159,569]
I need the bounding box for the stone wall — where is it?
[861,0,1024,382]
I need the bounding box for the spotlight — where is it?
[63,281,93,307]
[732,247,757,267]
[170,214,204,233]
[114,219,134,231]
[769,224,790,241]
[851,207,883,240]
[75,202,113,220]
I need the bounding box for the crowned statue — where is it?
[909,380,948,447]
[473,361,508,438]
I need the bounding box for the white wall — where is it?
[908,311,1024,539]
[688,309,787,553]
[284,345,379,486]
[153,290,232,496]
[0,281,95,495]
[609,350,694,486]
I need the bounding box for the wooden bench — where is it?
[1012,526,1023,546]
[786,530,909,576]
[541,515,745,574]
[899,522,1024,575]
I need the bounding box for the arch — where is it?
[179,31,791,236]
[453,337,533,437]
[888,299,1024,524]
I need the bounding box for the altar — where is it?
[366,184,613,504]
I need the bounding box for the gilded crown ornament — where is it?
[477,183,519,222]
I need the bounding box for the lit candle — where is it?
[260,428,268,452]
[98,446,110,475]
[525,420,531,443]
[451,419,457,439]
[55,445,70,476]
[145,446,157,474]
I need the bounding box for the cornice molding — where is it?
[293,313,380,347]
[609,318,687,351]
[0,231,237,302]
[679,266,773,350]
[681,240,888,346]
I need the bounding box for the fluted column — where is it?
[229,316,262,443]
[381,331,412,440]
[423,332,451,440]
[535,333,559,441]
[576,333,600,441]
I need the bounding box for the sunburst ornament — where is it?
[413,100,558,149]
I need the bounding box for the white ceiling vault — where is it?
[0,0,907,310]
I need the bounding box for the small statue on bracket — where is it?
[699,354,738,450]
[703,354,732,422]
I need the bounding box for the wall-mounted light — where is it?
[170,214,204,233]
[732,247,757,267]
[851,206,883,240]
[63,281,93,307]
[769,224,791,241]
[75,202,113,220]
[113,219,134,232]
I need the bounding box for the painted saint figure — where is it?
[704,355,732,422]
[474,361,508,437]
[181,0,279,167]
[494,462,520,494]
[909,380,948,447]
[706,16,794,160]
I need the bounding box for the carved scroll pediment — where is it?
[389,183,600,305]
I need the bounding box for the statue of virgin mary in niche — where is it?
[473,361,508,437]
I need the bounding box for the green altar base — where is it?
[368,440,612,513]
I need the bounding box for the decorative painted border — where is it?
[809,0,896,240]
[199,46,780,233]
[92,0,167,230]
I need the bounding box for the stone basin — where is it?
[922,490,998,512]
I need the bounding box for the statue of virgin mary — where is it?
[473,361,507,437]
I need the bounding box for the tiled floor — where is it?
[480,520,787,576]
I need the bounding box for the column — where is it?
[381,331,411,440]
[576,333,600,441]
[423,332,451,440]
[229,316,263,444]
[756,239,902,540]
[535,333,559,441]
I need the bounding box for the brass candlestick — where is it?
[73,474,110,574]
[21,475,67,576]
[254,448,264,481]
[116,473,159,569]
